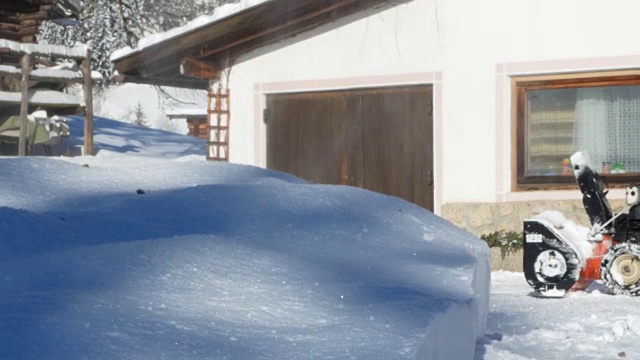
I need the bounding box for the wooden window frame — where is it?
[513,70,640,191]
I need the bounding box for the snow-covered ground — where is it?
[479,272,640,359]
[0,117,490,359]
[94,83,208,134]
[10,113,639,360]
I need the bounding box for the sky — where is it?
[0,115,490,360]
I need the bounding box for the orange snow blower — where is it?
[524,152,640,297]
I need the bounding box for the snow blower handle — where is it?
[591,205,631,238]
[570,152,614,229]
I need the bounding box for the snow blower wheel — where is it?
[524,220,581,297]
[534,250,568,282]
[601,242,640,296]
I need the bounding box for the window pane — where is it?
[526,84,640,176]
[526,89,576,176]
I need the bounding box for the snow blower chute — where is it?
[524,152,640,297]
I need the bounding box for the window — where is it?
[514,73,640,190]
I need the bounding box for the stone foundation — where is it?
[441,199,626,237]
[443,199,626,271]
[491,248,523,272]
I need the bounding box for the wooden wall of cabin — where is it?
[0,0,69,44]
[187,117,208,140]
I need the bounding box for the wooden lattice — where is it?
[207,87,230,161]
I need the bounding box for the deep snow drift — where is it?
[0,116,490,359]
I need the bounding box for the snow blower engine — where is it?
[524,152,640,297]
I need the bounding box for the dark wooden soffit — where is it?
[112,0,393,89]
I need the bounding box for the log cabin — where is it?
[166,108,208,140]
[0,0,81,89]
[0,0,80,44]
[0,2,92,156]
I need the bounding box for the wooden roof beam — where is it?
[180,57,221,80]
[114,54,219,81]
[196,0,391,65]
[196,0,364,60]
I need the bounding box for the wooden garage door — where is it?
[266,85,433,210]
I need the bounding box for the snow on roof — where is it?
[0,63,102,83]
[110,0,272,61]
[32,67,103,82]
[0,89,82,107]
[0,65,21,77]
[166,107,207,118]
[33,63,104,82]
[0,39,88,59]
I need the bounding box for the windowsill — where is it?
[516,173,640,191]
[500,187,627,202]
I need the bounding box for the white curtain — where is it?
[573,86,640,173]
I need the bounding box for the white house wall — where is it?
[221,0,640,215]
[225,0,448,212]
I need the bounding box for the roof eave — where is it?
[112,0,395,88]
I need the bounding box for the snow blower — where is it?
[524,152,640,297]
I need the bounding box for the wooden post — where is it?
[81,51,93,156]
[18,53,30,156]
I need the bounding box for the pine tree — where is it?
[38,0,127,86]
[133,102,148,126]
[38,0,237,87]
[83,0,127,83]
[115,0,144,47]
[116,0,232,47]
[38,20,82,48]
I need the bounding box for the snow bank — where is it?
[0,116,490,359]
[418,253,490,359]
[95,84,206,134]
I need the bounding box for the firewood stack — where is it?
[0,1,81,94]
[0,0,80,44]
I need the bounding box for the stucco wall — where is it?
[222,0,640,216]
[227,0,442,162]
